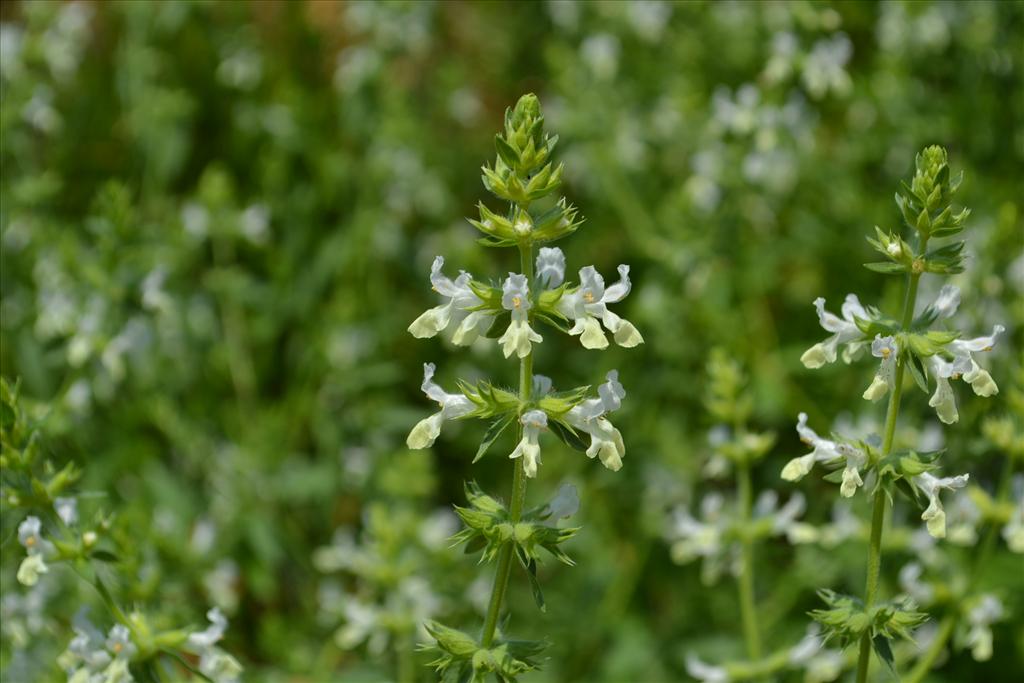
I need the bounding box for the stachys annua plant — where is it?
[405,93,642,682]
[785,146,1004,683]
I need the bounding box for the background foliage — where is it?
[1,1,1022,681]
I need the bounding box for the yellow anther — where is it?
[583,291,595,303]
[983,346,992,352]
[512,296,522,309]
[25,537,35,547]
[113,643,123,654]
[881,348,891,359]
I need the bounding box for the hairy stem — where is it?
[480,241,534,647]
[855,256,925,683]
[737,459,763,662]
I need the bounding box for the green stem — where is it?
[398,630,415,683]
[737,460,762,662]
[905,613,956,683]
[480,241,534,648]
[855,259,925,683]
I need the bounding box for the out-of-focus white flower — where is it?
[406,363,475,449]
[914,471,970,538]
[627,1,672,42]
[801,295,869,368]
[685,653,729,683]
[559,265,643,350]
[580,33,620,80]
[802,33,852,99]
[965,595,1004,661]
[106,624,136,660]
[898,562,934,605]
[1001,476,1024,553]
[498,273,542,359]
[55,497,78,525]
[188,608,228,650]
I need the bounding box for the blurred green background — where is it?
[1,1,1022,681]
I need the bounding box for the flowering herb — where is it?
[406,94,641,682]
[787,147,1004,682]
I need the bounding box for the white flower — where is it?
[930,284,961,319]
[965,595,1003,661]
[802,33,852,99]
[898,562,934,605]
[497,273,542,359]
[406,363,475,449]
[788,625,843,682]
[800,294,868,368]
[862,335,898,402]
[55,497,78,525]
[17,555,48,586]
[668,494,727,574]
[18,516,50,555]
[106,624,137,659]
[753,490,806,535]
[685,653,729,683]
[509,410,547,478]
[558,265,643,350]
[408,256,491,345]
[914,471,970,538]
[565,371,627,471]
[927,324,1004,423]
[535,247,566,288]
[783,414,866,497]
[188,608,228,649]
[199,649,243,683]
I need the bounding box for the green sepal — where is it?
[458,379,521,419]
[536,385,589,417]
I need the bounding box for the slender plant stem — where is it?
[737,459,763,662]
[905,613,956,683]
[397,631,415,683]
[855,254,926,683]
[480,241,535,647]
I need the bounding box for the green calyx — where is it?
[422,619,547,683]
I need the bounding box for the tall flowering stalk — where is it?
[785,147,1003,682]
[406,94,641,681]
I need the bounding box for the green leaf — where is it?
[90,550,120,563]
[474,414,515,463]
[873,634,896,673]
[864,262,907,274]
[515,546,545,612]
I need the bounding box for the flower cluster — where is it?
[786,147,1007,676]
[406,94,641,681]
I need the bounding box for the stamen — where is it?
[512,296,522,309]
[583,291,595,303]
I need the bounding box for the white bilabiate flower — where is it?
[406,363,475,449]
[106,624,137,659]
[927,324,1004,423]
[188,607,228,649]
[753,490,806,536]
[564,371,627,471]
[965,595,1004,661]
[509,410,547,478]
[800,294,869,368]
[408,256,491,345]
[497,273,542,359]
[898,562,934,605]
[685,653,729,683]
[55,496,78,525]
[18,516,49,555]
[914,471,970,538]
[863,335,898,401]
[17,555,48,587]
[558,265,643,350]
[535,247,566,288]
[668,494,728,582]
[930,284,961,319]
[783,414,866,497]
